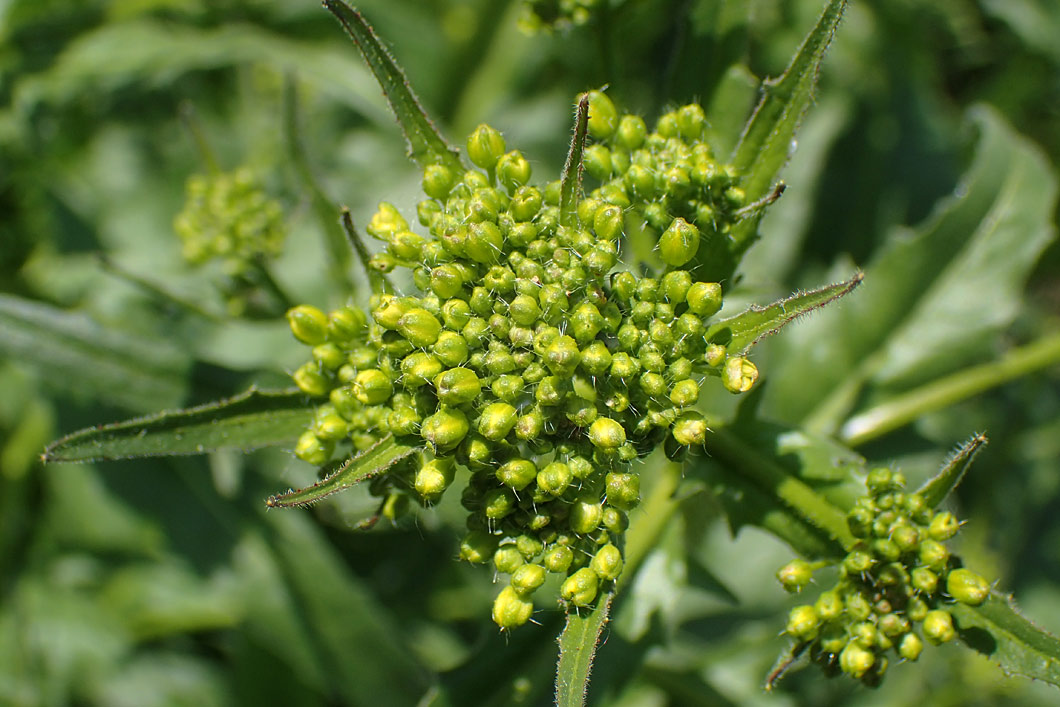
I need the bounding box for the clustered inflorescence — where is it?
[777,468,992,686]
[520,0,602,31]
[285,90,761,628]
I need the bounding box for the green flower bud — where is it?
[570,495,604,534]
[515,533,544,560]
[421,408,470,451]
[460,530,498,564]
[686,281,723,317]
[400,352,443,389]
[589,417,626,449]
[669,378,700,407]
[414,458,456,501]
[590,543,624,581]
[659,217,700,267]
[434,367,481,406]
[494,545,525,574]
[703,343,726,367]
[585,90,618,140]
[660,270,693,304]
[510,185,543,223]
[478,402,518,441]
[879,612,911,638]
[491,374,525,403]
[918,539,950,572]
[872,538,901,562]
[722,356,758,393]
[311,342,344,372]
[911,567,939,594]
[776,559,814,593]
[484,487,517,520]
[389,230,425,260]
[511,563,547,597]
[605,471,640,510]
[395,308,442,348]
[929,511,961,541]
[293,362,331,397]
[675,103,706,140]
[815,590,843,621]
[515,409,545,441]
[907,596,930,622]
[544,545,574,573]
[845,591,872,622]
[843,548,874,575]
[923,609,956,645]
[593,204,624,243]
[785,605,820,641]
[947,568,990,606]
[313,410,348,441]
[615,114,647,151]
[287,305,329,345]
[545,335,582,375]
[898,633,923,661]
[537,461,573,496]
[373,295,412,330]
[422,164,456,200]
[892,523,921,553]
[466,221,503,264]
[496,149,532,193]
[388,406,421,436]
[429,265,464,299]
[366,201,409,240]
[561,567,600,607]
[639,371,667,398]
[496,459,538,491]
[467,124,506,170]
[492,585,533,630]
[294,430,333,465]
[839,642,875,679]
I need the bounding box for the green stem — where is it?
[618,461,683,592]
[703,424,856,551]
[340,209,394,295]
[178,101,221,174]
[840,332,1060,447]
[96,253,221,322]
[248,259,296,313]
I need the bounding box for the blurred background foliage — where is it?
[1,0,1059,705]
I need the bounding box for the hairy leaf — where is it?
[266,435,420,508]
[555,594,613,707]
[950,592,1060,687]
[43,388,313,463]
[323,0,462,172]
[917,433,987,508]
[0,294,189,413]
[559,94,590,229]
[704,272,862,355]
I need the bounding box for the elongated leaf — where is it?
[559,94,590,228]
[728,0,847,254]
[0,294,190,413]
[43,388,313,463]
[917,433,987,508]
[704,273,862,355]
[266,435,420,508]
[555,594,613,707]
[323,0,462,172]
[950,592,1060,686]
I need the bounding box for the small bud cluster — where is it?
[776,468,991,686]
[519,0,601,32]
[174,167,286,275]
[287,93,759,629]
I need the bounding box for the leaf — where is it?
[265,435,420,508]
[559,93,590,229]
[916,433,987,508]
[0,293,190,413]
[323,0,463,172]
[727,0,848,259]
[555,594,613,707]
[950,592,1060,687]
[704,272,862,355]
[43,388,312,463]
[769,106,1059,429]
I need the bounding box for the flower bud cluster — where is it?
[287,96,759,630]
[519,0,601,32]
[174,167,286,275]
[776,468,991,686]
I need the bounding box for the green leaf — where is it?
[916,433,988,508]
[43,388,312,463]
[950,592,1060,687]
[555,594,613,707]
[559,93,590,229]
[0,293,190,413]
[727,0,848,259]
[770,107,1058,430]
[323,0,463,172]
[704,272,862,355]
[265,435,420,508]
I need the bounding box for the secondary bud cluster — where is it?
[287,94,759,630]
[519,0,601,32]
[776,468,991,687]
[174,167,286,275]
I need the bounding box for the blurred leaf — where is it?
[323,0,463,172]
[555,594,613,707]
[265,434,420,508]
[0,293,190,412]
[704,272,862,354]
[980,0,1060,63]
[43,388,313,463]
[950,592,1060,687]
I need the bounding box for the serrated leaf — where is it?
[43,388,312,463]
[555,594,613,707]
[917,433,987,508]
[726,0,847,261]
[704,272,862,355]
[323,0,462,172]
[950,592,1060,687]
[770,106,1059,429]
[0,293,190,413]
[559,93,590,229]
[265,435,420,508]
